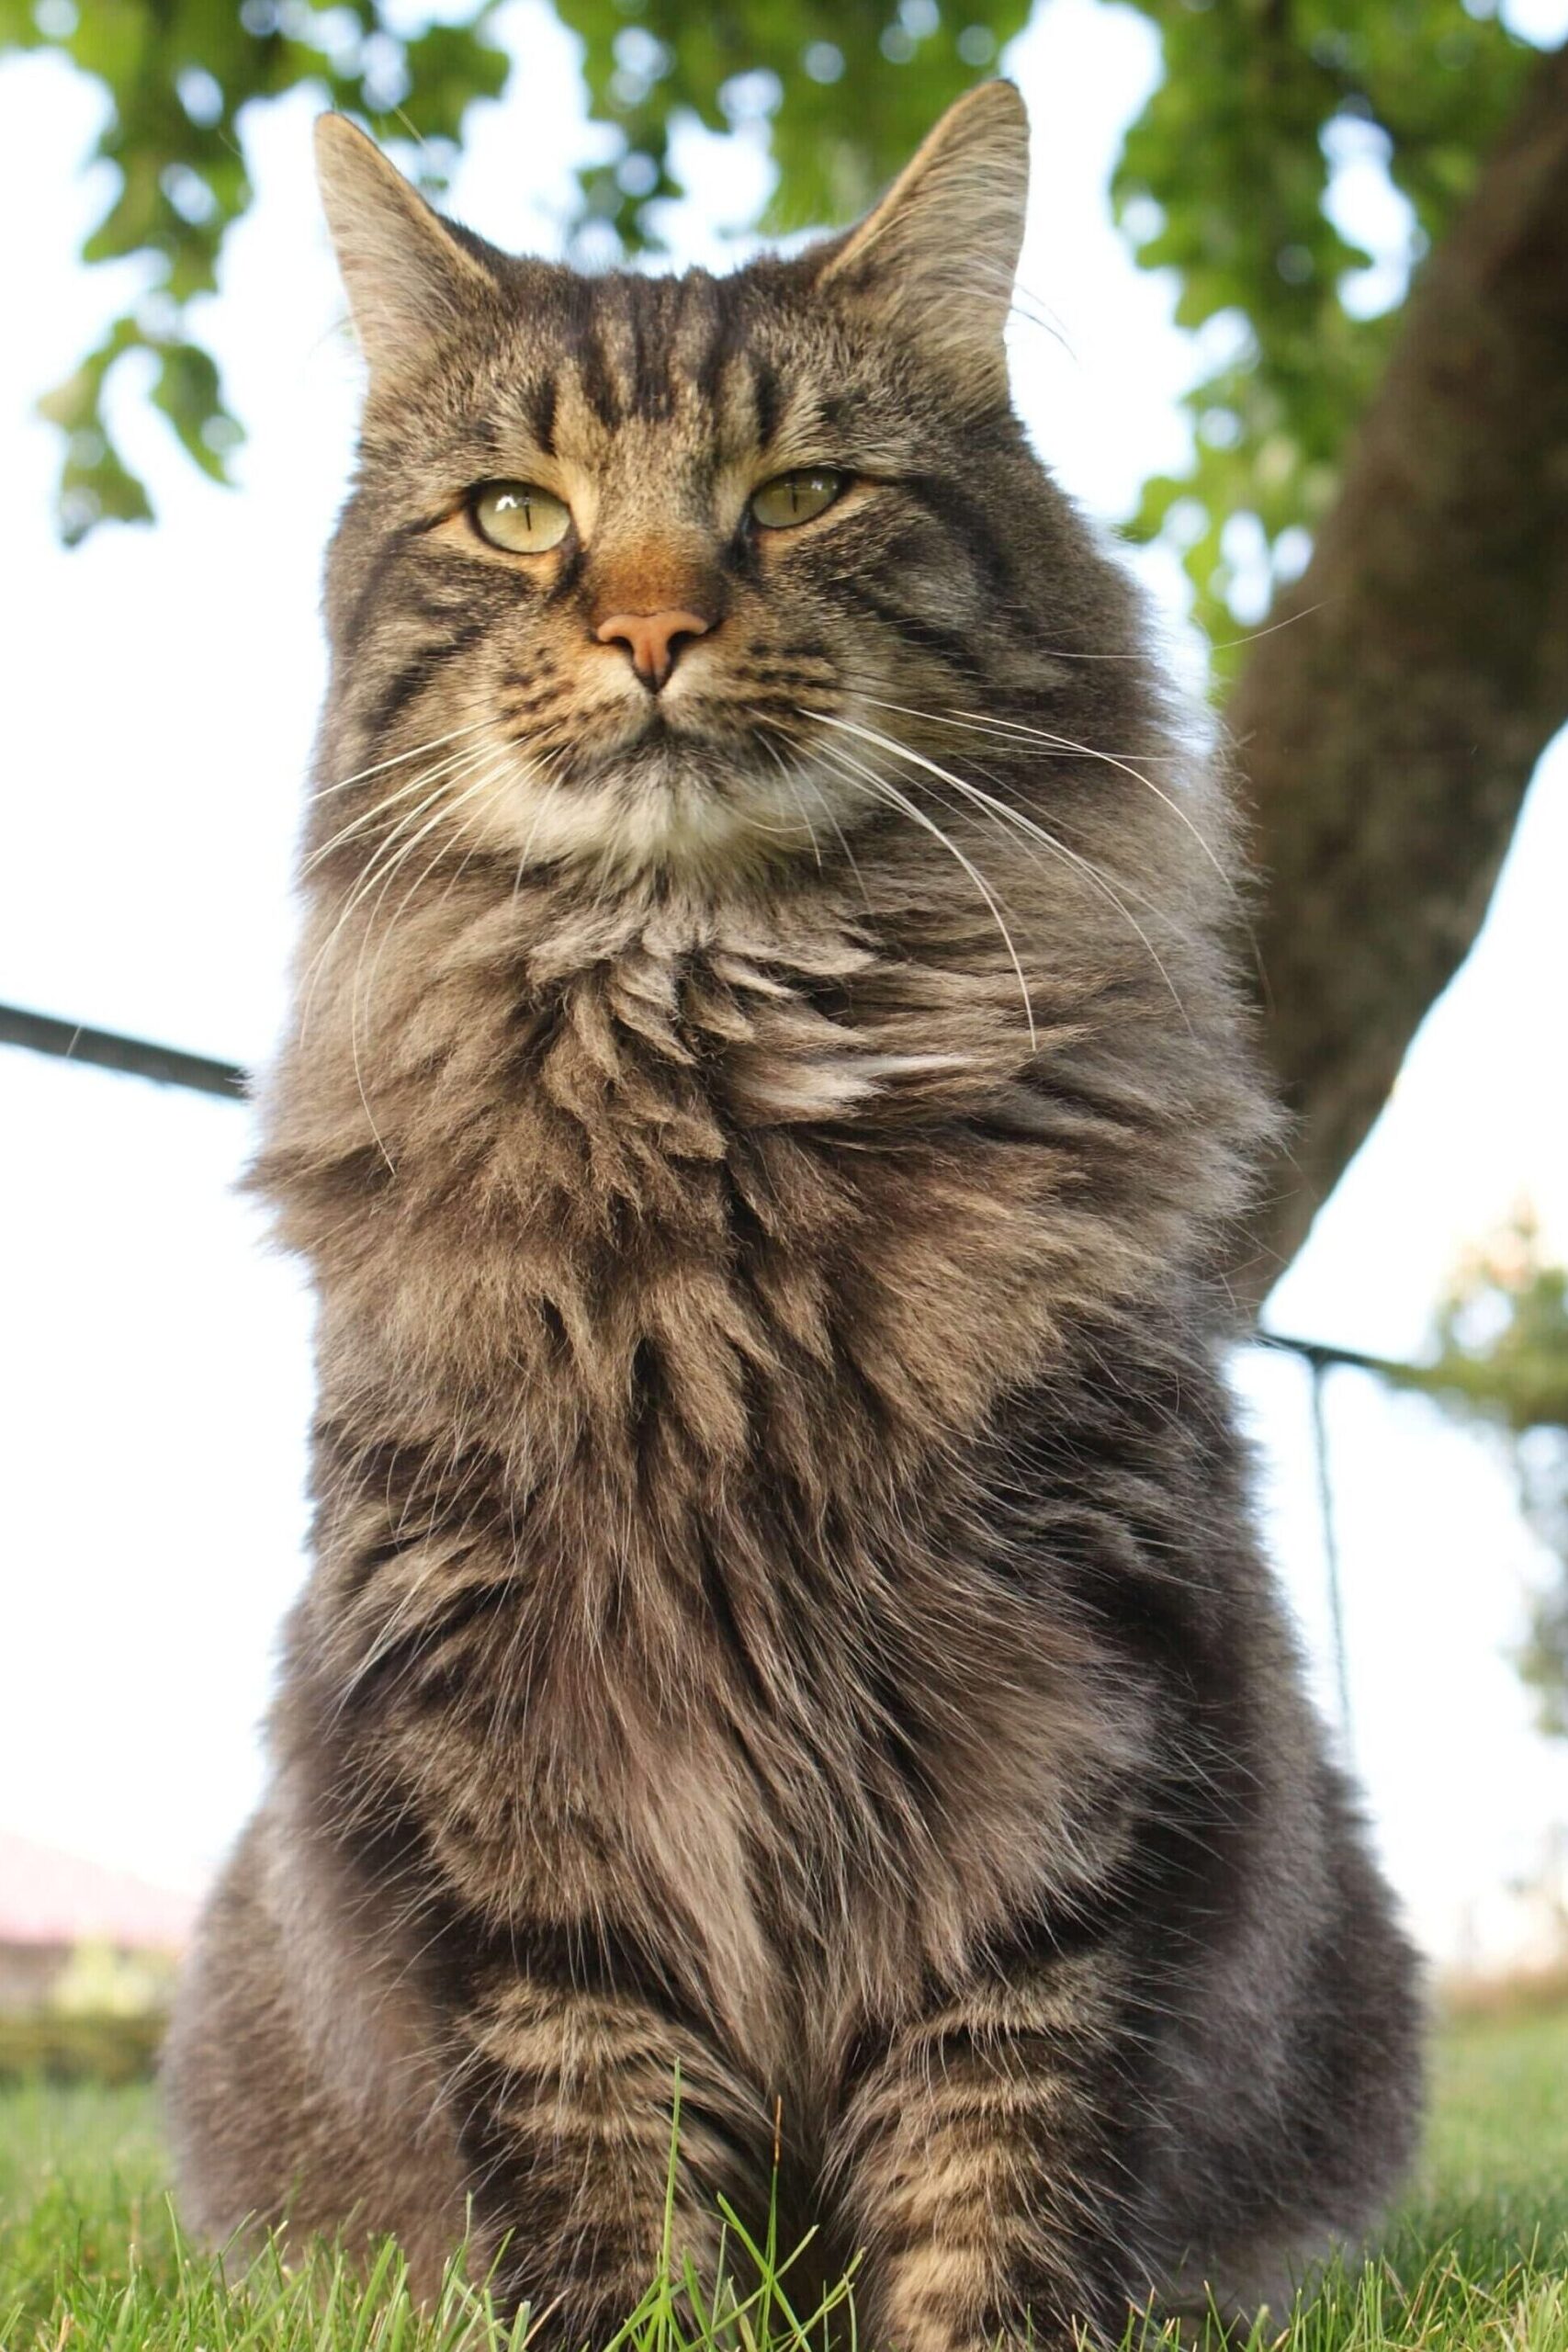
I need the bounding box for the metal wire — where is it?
[0,996,1396,1736]
[0,1003,246,1102]
[1308,1356,1356,1759]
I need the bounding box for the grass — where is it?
[2,2006,1566,2350]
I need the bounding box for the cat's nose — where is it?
[594,608,712,693]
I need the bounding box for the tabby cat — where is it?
[164,83,1423,2348]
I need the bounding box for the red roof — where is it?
[0,1829,199,1951]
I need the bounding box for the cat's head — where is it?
[312,85,1137,885]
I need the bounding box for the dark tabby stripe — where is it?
[167,86,1422,2350]
[365,613,496,740]
[526,369,558,454]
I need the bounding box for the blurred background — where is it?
[3,0,1568,2065]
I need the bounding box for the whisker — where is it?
[890,599,1330,663]
[349,753,523,985]
[756,722,875,915]
[799,722,1038,1049]
[843,688,1189,763]
[961,254,1076,360]
[347,754,525,1166]
[926,703,1265,1002]
[300,755,491,983]
[1202,601,1329,657]
[943,705,1232,884]
[304,718,494,804]
[857,692,1239,935]
[809,710,1191,1035]
[301,741,502,871]
[509,745,577,897]
[297,746,499,1038]
[756,730,822,866]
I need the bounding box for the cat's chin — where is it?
[569,708,765,783]
[507,728,827,876]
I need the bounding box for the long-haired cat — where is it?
[164,83,1423,2347]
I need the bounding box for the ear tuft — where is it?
[314,114,495,383]
[818,82,1029,401]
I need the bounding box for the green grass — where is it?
[2,2007,1566,2350]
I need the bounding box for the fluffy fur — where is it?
[164,84,1423,2347]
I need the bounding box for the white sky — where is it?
[3,0,1568,1971]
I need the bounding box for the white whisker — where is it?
[346,753,525,1165]
[304,718,494,803]
[302,741,500,871]
[942,705,1233,891]
[756,730,822,865]
[509,745,577,895]
[808,710,1191,1035]
[799,723,1037,1049]
[756,723,875,915]
[919,702,1263,998]
[297,746,499,1040]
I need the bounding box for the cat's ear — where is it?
[817,81,1028,401]
[314,114,497,383]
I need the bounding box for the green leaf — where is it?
[152,340,243,483]
[1,0,1551,553]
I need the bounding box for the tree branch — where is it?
[1232,37,1568,1295]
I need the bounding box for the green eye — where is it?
[750,469,846,530]
[471,481,571,553]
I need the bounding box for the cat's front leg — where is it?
[829,1950,1161,2352]
[446,1966,774,2340]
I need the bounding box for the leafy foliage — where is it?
[0,0,1022,539]
[5,0,1551,569]
[558,0,1030,247]
[0,0,511,539]
[0,2009,164,2087]
[1427,1214,1568,1738]
[1111,0,1539,665]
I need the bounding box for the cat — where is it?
[164,81,1423,2349]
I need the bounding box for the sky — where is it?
[3,0,1568,1973]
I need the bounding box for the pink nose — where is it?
[594,608,712,692]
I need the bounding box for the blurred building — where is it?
[0,1828,197,2010]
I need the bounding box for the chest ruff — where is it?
[264,896,1187,2072]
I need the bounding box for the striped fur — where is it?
[164,85,1423,2348]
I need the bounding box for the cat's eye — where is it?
[470,481,571,554]
[750,469,847,530]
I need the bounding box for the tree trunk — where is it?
[1232,37,1568,1301]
